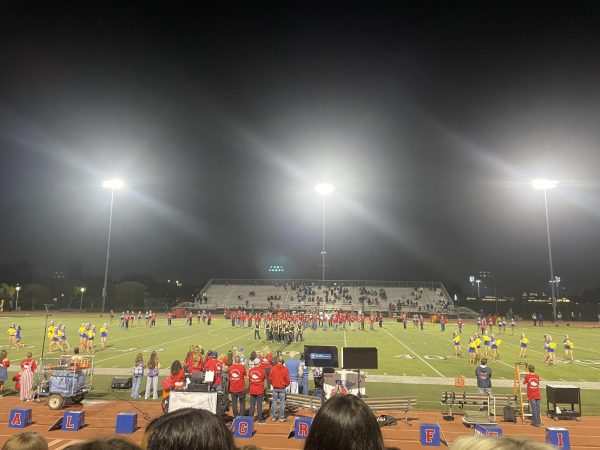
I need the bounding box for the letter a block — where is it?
[115,413,138,434]
[62,411,85,431]
[293,417,313,439]
[232,416,253,438]
[474,424,503,438]
[9,409,32,428]
[420,423,441,446]
[546,428,571,450]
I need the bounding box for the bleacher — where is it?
[196,279,455,314]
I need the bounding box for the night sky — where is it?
[2,1,600,295]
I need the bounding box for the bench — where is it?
[362,396,417,422]
[266,392,322,411]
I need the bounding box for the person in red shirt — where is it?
[203,351,223,391]
[229,356,247,417]
[248,358,266,423]
[20,352,37,373]
[269,356,290,421]
[523,365,541,427]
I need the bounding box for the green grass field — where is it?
[3,313,600,413]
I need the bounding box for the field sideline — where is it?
[3,313,600,383]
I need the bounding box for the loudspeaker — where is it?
[187,383,211,392]
[111,377,133,389]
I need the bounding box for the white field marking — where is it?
[501,340,600,372]
[382,327,445,377]
[93,325,233,364]
[344,330,347,347]
[422,374,427,377]
[420,327,516,371]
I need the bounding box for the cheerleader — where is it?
[491,335,501,361]
[86,325,96,353]
[100,323,109,349]
[510,318,515,335]
[50,324,63,352]
[78,323,86,349]
[474,334,482,360]
[519,333,528,358]
[15,325,23,348]
[564,335,574,361]
[545,336,556,367]
[452,332,463,357]
[483,334,491,356]
[7,323,17,349]
[468,337,477,364]
[59,325,70,350]
[543,334,550,361]
[47,321,56,352]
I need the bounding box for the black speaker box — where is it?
[111,377,133,389]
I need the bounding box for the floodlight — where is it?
[102,178,124,190]
[531,178,558,190]
[315,183,334,196]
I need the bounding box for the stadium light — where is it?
[101,177,124,313]
[531,178,558,322]
[315,183,334,282]
[79,287,86,311]
[15,284,21,311]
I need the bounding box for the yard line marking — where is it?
[382,328,445,377]
[94,325,233,363]
[343,330,347,347]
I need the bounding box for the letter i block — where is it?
[474,424,503,438]
[62,411,85,431]
[9,409,32,428]
[546,428,571,450]
[115,413,138,434]
[232,416,253,438]
[420,423,441,446]
[294,417,313,439]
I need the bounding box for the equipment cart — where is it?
[36,354,94,409]
[546,385,582,421]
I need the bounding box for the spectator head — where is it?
[170,360,183,376]
[528,365,536,373]
[253,358,260,366]
[73,347,80,355]
[26,352,33,358]
[451,436,554,450]
[63,438,141,450]
[480,358,488,366]
[2,432,48,450]
[143,408,235,450]
[277,356,284,364]
[303,394,385,450]
[234,356,241,364]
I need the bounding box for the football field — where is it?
[3,313,600,412]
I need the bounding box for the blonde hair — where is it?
[2,432,48,450]
[451,436,555,450]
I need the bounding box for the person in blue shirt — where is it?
[284,353,302,394]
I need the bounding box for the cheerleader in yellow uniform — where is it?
[483,334,491,356]
[47,321,56,352]
[86,325,96,353]
[519,333,529,359]
[7,323,17,349]
[100,323,109,349]
[52,325,64,353]
[545,337,557,367]
[452,332,463,357]
[543,334,550,362]
[468,337,477,364]
[78,323,87,349]
[474,334,482,361]
[564,335,574,362]
[60,325,70,350]
[491,335,501,361]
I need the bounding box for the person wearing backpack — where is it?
[132,353,145,399]
[145,351,161,400]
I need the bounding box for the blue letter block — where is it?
[232,416,253,438]
[62,411,85,431]
[116,413,138,434]
[294,417,313,439]
[9,409,32,428]
[420,423,441,446]
[546,428,570,450]
[474,424,503,437]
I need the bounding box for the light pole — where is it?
[101,178,124,313]
[532,178,558,323]
[79,287,86,311]
[15,284,21,311]
[315,183,334,282]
